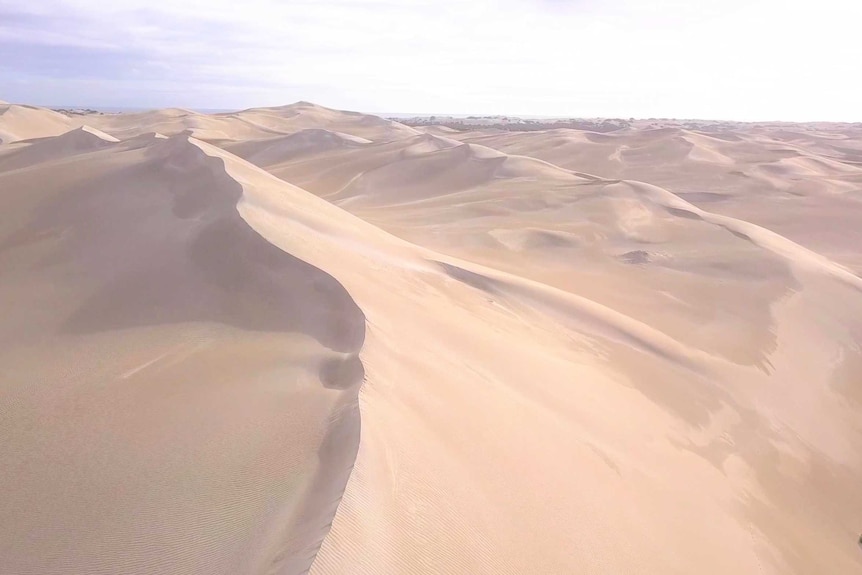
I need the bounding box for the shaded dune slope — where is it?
[0,126,119,173]
[0,134,366,575]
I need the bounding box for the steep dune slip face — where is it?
[0,134,365,574]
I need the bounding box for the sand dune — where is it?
[255,132,821,368]
[0,104,74,143]
[225,101,420,142]
[226,129,372,166]
[0,126,119,172]
[449,124,862,272]
[400,133,463,156]
[0,133,366,574]
[75,107,290,141]
[417,124,461,135]
[2,103,862,575]
[75,101,419,143]
[0,102,419,144]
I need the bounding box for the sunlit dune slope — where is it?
[450,124,862,271]
[0,104,74,143]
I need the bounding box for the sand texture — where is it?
[2,102,862,575]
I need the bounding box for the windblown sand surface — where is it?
[2,101,861,575]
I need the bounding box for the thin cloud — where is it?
[0,0,860,120]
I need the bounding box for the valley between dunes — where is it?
[2,101,862,574]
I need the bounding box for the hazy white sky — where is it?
[1,0,860,120]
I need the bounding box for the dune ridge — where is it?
[0,131,370,574]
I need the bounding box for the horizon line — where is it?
[8,100,862,125]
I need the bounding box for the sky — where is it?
[1,0,860,121]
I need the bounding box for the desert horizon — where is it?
[2,96,862,574]
[18,101,862,126]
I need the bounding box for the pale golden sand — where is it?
[1,102,861,574]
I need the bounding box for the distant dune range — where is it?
[1,100,861,575]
